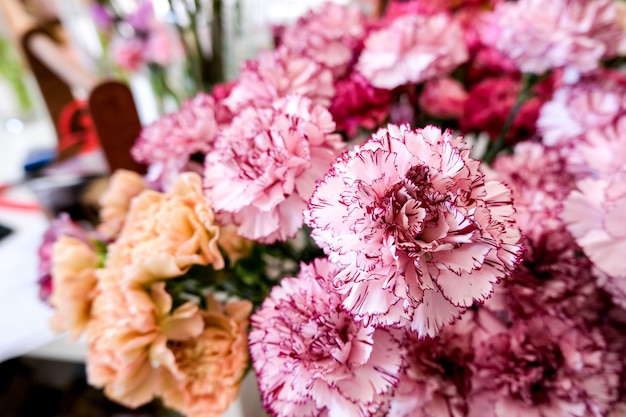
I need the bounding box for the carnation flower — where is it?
[562,176,626,306]
[356,13,468,89]
[111,37,145,72]
[107,172,223,284]
[249,258,404,417]
[145,23,184,67]
[224,47,335,113]
[329,71,392,136]
[387,313,476,417]
[460,76,543,143]
[49,236,99,339]
[468,312,621,417]
[160,295,252,417]
[87,278,203,408]
[280,2,365,78]
[306,124,522,337]
[480,0,626,74]
[418,77,468,120]
[97,169,146,240]
[37,213,93,302]
[204,95,345,243]
[132,93,220,166]
[538,70,626,149]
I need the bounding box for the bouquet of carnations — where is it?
[41,0,626,416]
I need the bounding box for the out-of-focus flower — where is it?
[224,47,335,113]
[107,172,223,284]
[204,95,345,243]
[132,93,220,167]
[306,124,522,337]
[145,23,184,67]
[419,77,468,120]
[249,259,404,417]
[357,13,468,89]
[160,296,252,417]
[90,3,113,30]
[387,313,476,417]
[480,0,626,74]
[329,71,391,136]
[468,312,621,417]
[126,1,154,33]
[87,279,203,408]
[460,76,543,142]
[217,224,254,265]
[111,37,145,72]
[97,169,146,241]
[49,236,99,339]
[280,2,365,78]
[37,213,92,303]
[466,46,519,84]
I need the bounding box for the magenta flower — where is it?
[418,77,468,120]
[480,0,626,74]
[249,258,404,417]
[223,47,335,113]
[329,71,392,136]
[305,124,522,337]
[280,2,366,78]
[204,95,345,243]
[387,313,476,417]
[468,313,621,417]
[356,13,468,89]
[132,93,220,165]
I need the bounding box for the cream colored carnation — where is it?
[86,277,203,409]
[49,235,99,339]
[97,169,146,240]
[107,172,224,284]
[160,295,253,417]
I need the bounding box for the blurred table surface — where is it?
[0,116,87,363]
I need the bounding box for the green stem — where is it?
[482,73,534,165]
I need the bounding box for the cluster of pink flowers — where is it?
[43,1,626,416]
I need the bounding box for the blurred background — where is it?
[0,1,374,416]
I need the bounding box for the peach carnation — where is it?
[97,169,146,240]
[160,296,252,417]
[86,278,203,408]
[49,236,99,339]
[107,172,223,284]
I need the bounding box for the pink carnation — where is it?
[249,258,404,417]
[480,0,626,74]
[538,70,626,151]
[305,124,522,337]
[132,93,220,165]
[329,71,392,136]
[468,313,621,417]
[223,47,335,113]
[145,23,184,67]
[204,95,345,243]
[418,77,468,120]
[387,313,476,417]
[280,2,366,78]
[356,13,468,89]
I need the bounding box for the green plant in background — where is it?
[0,36,33,114]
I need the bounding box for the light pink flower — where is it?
[280,2,366,78]
[356,13,468,89]
[562,176,626,306]
[305,124,522,337]
[468,312,621,417]
[204,95,345,243]
[111,37,145,72]
[132,93,220,166]
[249,258,404,417]
[223,47,335,113]
[480,0,626,74]
[145,23,184,66]
[329,71,391,136]
[387,313,476,417]
[418,77,468,120]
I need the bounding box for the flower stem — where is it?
[483,73,534,165]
